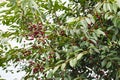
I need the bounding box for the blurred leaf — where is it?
[106,62,112,68]
[61,63,66,71]
[101,59,107,67]
[69,58,77,67]
[53,66,59,73]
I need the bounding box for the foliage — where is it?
[0,0,120,80]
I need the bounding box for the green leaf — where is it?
[61,63,66,71]
[107,3,112,12]
[117,0,120,8]
[47,70,53,78]
[69,58,77,67]
[101,59,107,67]
[0,2,7,8]
[53,66,59,73]
[103,2,107,12]
[106,62,112,68]
[113,2,118,13]
[95,29,105,36]
[85,18,91,24]
[87,14,95,24]
[77,53,84,60]
[93,48,100,53]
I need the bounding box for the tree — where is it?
[0,0,120,80]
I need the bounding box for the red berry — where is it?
[48,55,52,59]
[96,76,98,78]
[40,31,44,36]
[34,31,39,35]
[45,36,49,38]
[28,27,33,31]
[33,68,39,73]
[99,71,104,75]
[37,64,40,67]
[40,67,44,72]
[29,35,34,40]
[42,57,46,61]
[29,61,35,66]
[32,24,37,28]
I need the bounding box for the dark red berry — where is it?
[28,27,33,31]
[34,31,39,35]
[33,68,39,73]
[40,67,44,72]
[48,55,52,59]
[29,61,35,66]
[40,31,44,36]
[42,57,46,61]
[32,24,37,28]
[99,71,104,75]
[96,76,98,78]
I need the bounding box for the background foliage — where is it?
[0,0,120,80]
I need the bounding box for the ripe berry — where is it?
[32,24,37,28]
[28,27,33,31]
[29,35,34,40]
[42,57,46,61]
[40,31,44,36]
[99,71,104,75]
[33,68,39,73]
[34,31,39,35]
[96,76,98,78]
[48,55,52,59]
[40,67,44,72]
[29,61,35,66]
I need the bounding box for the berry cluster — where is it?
[41,51,55,62]
[27,22,45,40]
[23,50,32,56]
[29,61,44,73]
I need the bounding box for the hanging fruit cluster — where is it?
[29,61,44,73]
[27,22,45,40]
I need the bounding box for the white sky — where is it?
[0,24,25,79]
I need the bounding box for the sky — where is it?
[0,0,23,78]
[0,24,25,80]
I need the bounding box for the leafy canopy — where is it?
[0,0,120,80]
